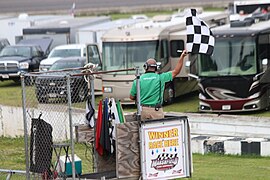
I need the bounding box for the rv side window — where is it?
[258,34,270,71]
[160,39,169,66]
[170,40,184,58]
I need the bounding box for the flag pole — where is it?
[71,1,76,17]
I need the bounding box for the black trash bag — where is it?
[29,114,53,174]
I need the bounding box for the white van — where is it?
[39,44,86,71]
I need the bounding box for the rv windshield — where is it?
[198,36,257,77]
[102,41,159,74]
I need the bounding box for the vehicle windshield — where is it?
[102,41,159,74]
[49,49,82,58]
[0,46,31,57]
[198,36,257,77]
[49,61,83,71]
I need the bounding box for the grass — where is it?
[0,80,22,107]
[0,136,93,179]
[2,80,270,117]
[1,137,270,180]
[188,153,270,180]
[0,137,25,169]
[164,92,200,113]
[109,10,177,20]
[102,7,225,20]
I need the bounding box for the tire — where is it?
[13,78,21,84]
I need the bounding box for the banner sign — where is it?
[140,118,191,179]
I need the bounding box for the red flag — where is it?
[95,100,103,156]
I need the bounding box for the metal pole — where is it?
[135,67,141,121]
[90,78,98,172]
[72,68,136,77]
[184,118,192,177]
[21,74,30,180]
[90,78,95,110]
[66,75,76,180]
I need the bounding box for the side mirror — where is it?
[185,60,191,74]
[262,58,268,71]
[185,60,191,67]
[185,60,199,79]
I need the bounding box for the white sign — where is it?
[140,118,191,179]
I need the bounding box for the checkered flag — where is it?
[185,9,215,56]
[157,153,177,160]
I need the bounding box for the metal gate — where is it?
[21,69,94,179]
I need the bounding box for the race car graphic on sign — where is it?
[151,153,179,171]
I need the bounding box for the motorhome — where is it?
[228,0,270,21]
[228,0,270,15]
[76,18,146,52]
[98,10,229,104]
[188,12,270,112]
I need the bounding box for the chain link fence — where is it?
[22,69,95,179]
[0,169,26,180]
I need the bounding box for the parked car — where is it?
[0,38,52,83]
[39,44,86,71]
[35,57,88,103]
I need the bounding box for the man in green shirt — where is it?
[130,50,188,120]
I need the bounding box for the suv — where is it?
[39,44,86,71]
[0,38,52,83]
[35,57,88,103]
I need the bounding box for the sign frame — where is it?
[140,116,192,180]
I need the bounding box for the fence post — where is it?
[21,74,30,180]
[66,75,76,180]
[90,78,98,172]
[135,67,141,121]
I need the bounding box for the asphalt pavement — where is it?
[0,0,232,15]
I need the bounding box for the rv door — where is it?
[86,44,103,95]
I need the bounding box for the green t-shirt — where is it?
[130,71,172,106]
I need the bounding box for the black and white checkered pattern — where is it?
[191,135,270,156]
[185,9,215,56]
[157,153,177,160]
